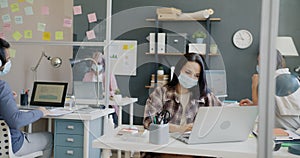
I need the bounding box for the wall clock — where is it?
[232,29,253,49]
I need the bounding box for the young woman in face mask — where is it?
[0,38,53,158]
[143,53,222,133]
[82,52,119,126]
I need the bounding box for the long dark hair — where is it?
[0,38,10,66]
[167,53,208,99]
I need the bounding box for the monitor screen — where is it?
[205,70,227,98]
[30,81,68,107]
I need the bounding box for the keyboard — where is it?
[48,108,73,116]
[74,107,98,114]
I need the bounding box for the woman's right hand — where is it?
[239,98,254,106]
[169,123,193,133]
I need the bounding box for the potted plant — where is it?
[114,89,122,101]
[157,66,164,75]
[210,43,218,54]
[192,30,207,43]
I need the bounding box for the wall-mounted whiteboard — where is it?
[108,40,137,76]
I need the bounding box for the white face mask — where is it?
[0,60,11,76]
[91,64,103,72]
[178,73,198,89]
[256,65,259,73]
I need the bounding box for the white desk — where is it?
[28,108,114,158]
[92,126,299,158]
[76,98,138,126]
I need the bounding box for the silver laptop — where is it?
[73,81,104,100]
[172,106,258,144]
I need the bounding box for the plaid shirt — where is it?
[143,86,222,128]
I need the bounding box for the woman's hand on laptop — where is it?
[239,98,255,106]
[37,107,50,116]
[169,123,193,133]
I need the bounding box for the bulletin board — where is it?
[0,0,73,42]
[108,40,137,76]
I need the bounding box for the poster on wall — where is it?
[107,40,137,76]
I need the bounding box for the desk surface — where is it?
[92,126,299,158]
[45,108,115,120]
[76,98,138,106]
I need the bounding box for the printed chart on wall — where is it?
[108,40,137,76]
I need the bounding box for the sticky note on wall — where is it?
[37,22,46,32]
[63,18,72,28]
[73,6,82,15]
[42,32,51,41]
[87,13,97,23]
[24,30,32,39]
[86,30,95,40]
[10,3,19,12]
[55,31,63,40]
[0,0,8,8]
[13,31,22,41]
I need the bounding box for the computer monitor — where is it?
[30,81,68,107]
[205,70,227,98]
[73,81,104,100]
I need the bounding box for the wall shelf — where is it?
[145,52,220,56]
[146,17,221,22]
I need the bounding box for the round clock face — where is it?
[233,29,253,49]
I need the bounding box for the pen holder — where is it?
[20,94,28,105]
[149,123,169,145]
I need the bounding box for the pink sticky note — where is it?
[73,6,82,15]
[41,6,49,15]
[63,18,72,28]
[86,30,96,40]
[87,13,97,23]
[0,32,5,39]
[3,23,11,32]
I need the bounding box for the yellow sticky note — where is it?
[129,44,134,50]
[10,3,19,13]
[9,49,16,58]
[42,32,51,41]
[18,0,25,2]
[24,30,32,39]
[123,45,128,50]
[12,31,22,41]
[55,31,63,40]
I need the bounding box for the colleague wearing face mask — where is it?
[143,53,222,133]
[82,52,119,126]
[0,38,53,158]
[240,50,300,132]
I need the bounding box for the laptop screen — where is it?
[30,81,68,107]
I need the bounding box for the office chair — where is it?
[0,120,43,158]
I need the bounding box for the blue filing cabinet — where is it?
[54,118,103,158]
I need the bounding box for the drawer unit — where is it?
[54,146,83,158]
[54,119,84,158]
[54,118,102,158]
[55,134,83,147]
[55,120,84,135]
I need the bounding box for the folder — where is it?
[158,33,166,53]
[149,33,155,53]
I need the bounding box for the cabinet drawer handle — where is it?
[67,125,74,129]
[67,138,74,142]
[66,150,74,155]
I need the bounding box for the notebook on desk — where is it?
[171,106,258,144]
[20,81,70,116]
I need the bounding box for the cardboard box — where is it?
[189,43,206,55]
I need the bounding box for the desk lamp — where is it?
[31,51,62,81]
[69,58,100,107]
